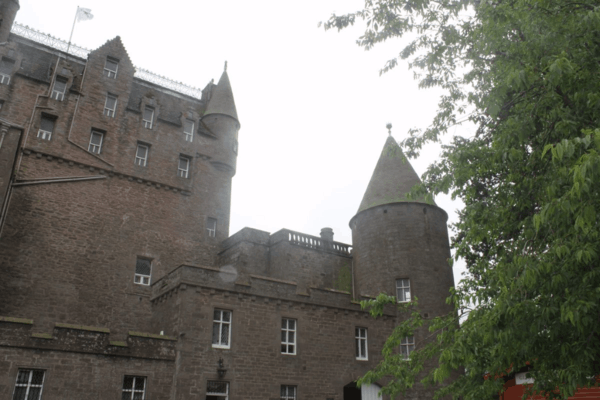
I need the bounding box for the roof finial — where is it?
[386,122,392,136]
[224,61,228,72]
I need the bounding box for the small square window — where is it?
[212,309,231,348]
[178,157,190,178]
[206,217,217,238]
[401,336,415,360]
[88,130,104,154]
[206,381,229,400]
[104,94,117,117]
[355,327,368,360]
[0,57,15,85]
[12,369,45,400]
[281,318,296,355]
[134,258,151,285]
[122,375,146,400]
[143,106,154,129]
[396,278,411,303]
[280,385,297,400]
[135,144,149,167]
[104,57,118,79]
[51,76,68,101]
[37,115,55,140]
[183,119,194,142]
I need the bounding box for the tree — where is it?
[323,1,600,399]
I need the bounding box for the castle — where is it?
[0,1,455,399]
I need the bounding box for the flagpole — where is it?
[66,6,79,55]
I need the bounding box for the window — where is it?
[135,144,149,167]
[401,336,415,359]
[206,381,229,400]
[206,218,217,238]
[212,309,231,348]
[183,119,194,142]
[122,376,146,400]
[88,130,104,154]
[0,57,15,85]
[0,100,4,110]
[12,369,45,400]
[281,318,296,355]
[143,106,154,129]
[51,76,68,101]
[355,327,368,360]
[134,258,151,285]
[37,115,55,140]
[178,156,190,178]
[104,57,118,78]
[396,278,411,303]
[281,385,297,400]
[104,94,117,117]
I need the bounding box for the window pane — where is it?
[221,324,229,345]
[40,117,55,132]
[106,59,118,72]
[213,310,220,321]
[212,323,220,344]
[136,146,147,158]
[288,331,294,342]
[132,393,143,400]
[54,78,67,92]
[121,392,131,400]
[91,132,102,145]
[123,376,134,389]
[184,119,194,133]
[13,387,27,400]
[27,387,41,400]
[106,96,117,109]
[134,377,145,390]
[135,259,151,275]
[30,371,44,385]
[288,319,295,330]
[288,345,294,353]
[281,331,286,342]
[360,340,366,356]
[143,107,153,121]
[222,311,230,322]
[16,370,29,384]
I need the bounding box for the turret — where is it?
[349,134,454,316]
[0,0,19,43]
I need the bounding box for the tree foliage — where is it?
[323,1,600,399]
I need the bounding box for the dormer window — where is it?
[103,57,118,79]
[88,130,104,154]
[37,115,55,141]
[0,57,15,85]
[143,106,154,129]
[183,119,194,142]
[51,76,68,101]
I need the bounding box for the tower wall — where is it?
[0,0,19,43]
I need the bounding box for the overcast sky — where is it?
[15,0,470,284]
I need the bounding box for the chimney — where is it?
[320,227,334,242]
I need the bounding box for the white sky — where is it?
[15,0,470,284]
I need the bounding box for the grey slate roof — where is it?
[203,70,239,123]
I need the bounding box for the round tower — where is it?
[350,135,454,316]
[0,0,19,43]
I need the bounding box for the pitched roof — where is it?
[356,135,428,214]
[203,70,239,123]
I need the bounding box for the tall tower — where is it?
[350,135,455,317]
[0,0,19,43]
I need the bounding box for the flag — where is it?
[76,8,94,22]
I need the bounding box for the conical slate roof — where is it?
[204,70,239,123]
[357,135,428,214]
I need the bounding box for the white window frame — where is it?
[212,309,231,348]
[401,336,415,360]
[51,76,67,101]
[134,258,151,286]
[143,106,154,129]
[12,369,45,400]
[37,116,55,141]
[135,144,149,167]
[183,119,194,142]
[88,131,104,154]
[178,157,190,178]
[355,327,368,360]
[104,94,117,117]
[207,218,217,238]
[122,376,146,400]
[206,381,229,400]
[396,278,411,303]
[280,385,297,400]
[0,73,9,85]
[281,318,296,355]
[104,58,118,79]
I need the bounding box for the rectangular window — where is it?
[134,258,151,285]
[212,309,231,348]
[37,115,55,140]
[206,217,217,238]
[143,106,154,129]
[88,130,104,154]
[401,336,415,360]
[281,318,296,355]
[355,327,368,360]
[280,385,297,400]
[396,278,411,303]
[178,157,190,178]
[122,376,146,400]
[206,381,229,400]
[12,369,45,400]
[0,57,15,85]
[104,57,118,78]
[104,94,117,117]
[183,119,194,142]
[51,76,68,101]
[135,144,149,167]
